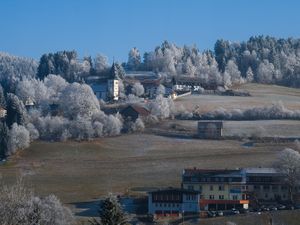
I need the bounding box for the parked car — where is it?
[217,211,224,216]
[261,206,270,211]
[239,208,249,214]
[270,206,277,211]
[231,208,240,214]
[286,205,295,210]
[207,211,216,217]
[277,204,286,210]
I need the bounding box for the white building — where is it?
[148,188,200,218]
[88,62,122,101]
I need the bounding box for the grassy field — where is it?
[175,83,300,113]
[0,134,297,204]
[160,120,300,138]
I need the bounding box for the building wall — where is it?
[247,184,289,201]
[108,79,119,100]
[183,183,247,201]
[148,192,200,215]
[198,122,222,139]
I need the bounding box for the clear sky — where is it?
[1,0,300,62]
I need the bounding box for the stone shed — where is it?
[197,121,223,139]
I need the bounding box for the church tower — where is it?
[107,62,120,101]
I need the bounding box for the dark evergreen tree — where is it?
[90,195,128,225]
[0,121,9,158]
[0,84,6,108]
[6,93,27,127]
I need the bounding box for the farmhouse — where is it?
[125,71,163,98]
[197,121,223,139]
[120,105,150,121]
[172,76,219,91]
[148,188,200,218]
[0,107,7,118]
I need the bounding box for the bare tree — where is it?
[274,148,300,203]
[0,178,74,225]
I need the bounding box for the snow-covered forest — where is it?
[1,36,300,157]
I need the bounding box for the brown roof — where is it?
[129,105,150,116]
[183,168,241,176]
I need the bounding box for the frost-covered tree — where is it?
[274,148,300,203]
[44,74,68,102]
[0,52,37,92]
[246,67,254,82]
[156,84,166,96]
[225,60,244,85]
[94,54,109,74]
[7,123,30,155]
[127,47,141,70]
[131,82,144,97]
[0,179,74,225]
[149,95,175,119]
[59,83,100,119]
[257,60,276,84]
[15,79,49,105]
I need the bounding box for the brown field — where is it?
[0,134,297,204]
[160,120,300,138]
[176,83,300,113]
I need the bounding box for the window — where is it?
[199,185,202,191]
[209,195,214,200]
[263,185,270,190]
[210,185,214,191]
[219,185,225,191]
[219,195,224,200]
[188,185,194,190]
[254,185,260,190]
[232,195,238,200]
[186,195,190,201]
[265,193,268,198]
[272,185,278,191]
[281,186,288,190]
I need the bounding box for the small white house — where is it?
[148,188,200,218]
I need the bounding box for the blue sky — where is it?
[1,0,300,62]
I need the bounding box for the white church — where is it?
[88,63,122,101]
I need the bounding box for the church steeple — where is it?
[109,62,120,80]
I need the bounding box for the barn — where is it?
[120,105,150,121]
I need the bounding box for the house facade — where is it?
[245,168,290,203]
[182,167,295,211]
[148,188,200,218]
[182,168,249,211]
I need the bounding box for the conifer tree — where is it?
[90,195,128,225]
